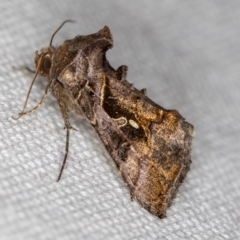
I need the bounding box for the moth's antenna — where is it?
[12,53,48,120]
[49,20,75,47]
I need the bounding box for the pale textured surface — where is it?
[0,1,240,239]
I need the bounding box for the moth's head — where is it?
[34,20,74,78]
[34,47,55,77]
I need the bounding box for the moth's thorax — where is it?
[50,26,115,86]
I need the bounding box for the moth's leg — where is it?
[56,99,72,182]
[24,67,35,74]
[52,82,77,129]
[14,92,48,119]
[56,127,70,182]
[12,81,53,120]
[12,66,35,73]
[69,101,83,117]
[53,82,77,181]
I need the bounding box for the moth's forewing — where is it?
[54,26,193,218]
[91,74,193,218]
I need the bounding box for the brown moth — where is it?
[13,20,194,218]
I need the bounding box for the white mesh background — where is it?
[0,1,240,239]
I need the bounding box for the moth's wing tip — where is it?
[98,25,113,48]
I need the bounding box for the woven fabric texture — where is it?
[0,1,240,239]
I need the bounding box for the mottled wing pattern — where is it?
[91,74,193,218]
[55,26,193,218]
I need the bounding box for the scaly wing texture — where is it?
[93,74,193,218]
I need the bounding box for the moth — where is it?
[13,20,194,218]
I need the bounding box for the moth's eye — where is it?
[44,59,51,69]
[42,58,52,74]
